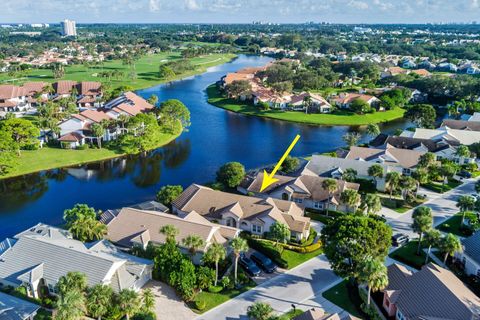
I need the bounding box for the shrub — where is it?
[195,298,207,311]
[208,285,223,293]
[220,277,231,289]
[77,144,89,150]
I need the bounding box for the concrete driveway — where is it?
[195,255,342,320]
[143,280,196,320]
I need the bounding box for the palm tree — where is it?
[424,229,441,265]
[322,178,338,216]
[342,132,361,148]
[362,193,382,215]
[203,243,226,287]
[303,95,312,114]
[400,176,417,200]
[117,114,130,133]
[456,195,476,225]
[340,189,361,213]
[246,302,274,320]
[182,235,205,260]
[342,168,357,182]
[412,206,433,255]
[230,237,249,285]
[358,257,388,306]
[160,224,179,243]
[69,215,107,242]
[386,171,401,199]
[90,122,105,149]
[55,289,86,320]
[117,289,140,320]
[440,233,462,264]
[57,272,88,295]
[86,284,113,320]
[368,164,384,188]
[365,123,380,140]
[141,288,155,314]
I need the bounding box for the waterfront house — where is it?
[342,146,425,176]
[332,93,380,109]
[400,127,480,146]
[101,206,239,264]
[382,263,480,320]
[0,223,152,298]
[0,291,40,320]
[238,172,360,212]
[455,232,480,277]
[301,154,398,191]
[172,184,311,241]
[289,92,332,113]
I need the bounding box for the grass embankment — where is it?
[206,85,406,126]
[192,284,256,314]
[322,280,365,319]
[1,122,182,179]
[0,52,237,90]
[421,179,462,193]
[436,212,478,237]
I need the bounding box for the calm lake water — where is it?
[0,54,411,239]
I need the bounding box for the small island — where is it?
[207,59,411,126]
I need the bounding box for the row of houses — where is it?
[0,80,103,116]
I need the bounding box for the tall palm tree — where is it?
[456,195,476,226]
[117,289,140,320]
[69,215,107,242]
[412,206,433,255]
[57,272,88,295]
[386,172,401,199]
[91,122,105,149]
[203,243,226,287]
[55,289,86,320]
[86,284,113,320]
[303,95,312,114]
[342,168,357,182]
[182,235,205,260]
[368,164,384,188]
[340,189,361,213]
[365,123,380,139]
[322,178,338,216]
[230,237,249,285]
[358,257,388,306]
[440,233,462,264]
[160,224,179,243]
[117,114,130,133]
[424,229,441,265]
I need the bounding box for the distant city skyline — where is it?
[1,0,480,24]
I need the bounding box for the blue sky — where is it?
[2,0,480,24]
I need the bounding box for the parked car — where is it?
[458,170,472,179]
[251,251,277,273]
[239,253,261,277]
[392,233,409,247]
[471,193,480,200]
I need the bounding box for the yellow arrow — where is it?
[260,134,301,192]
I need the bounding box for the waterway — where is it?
[0,54,411,239]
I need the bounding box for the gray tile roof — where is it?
[302,155,392,177]
[0,224,152,292]
[0,291,40,320]
[462,231,480,265]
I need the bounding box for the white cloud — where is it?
[185,0,201,10]
[149,0,161,12]
[349,0,369,10]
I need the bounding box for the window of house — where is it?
[396,309,406,320]
[313,201,323,209]
[252,224,262,233]
[293,198,303,204]
[402,168,411,175]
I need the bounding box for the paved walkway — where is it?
[143,281,197,320]
[196,255,342,320]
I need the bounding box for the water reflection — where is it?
[0,173,49,212]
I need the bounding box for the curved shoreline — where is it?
[0,123,183,180]
[206,84,406,127]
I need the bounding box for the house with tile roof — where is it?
[332,93,380,110]
[101,206,239,264]
[400,127,480,146]
[239,172,360,212]
[301,154,400,192]
[0,223,152,298]
[455,231,480,277]
[0,85,28,114]
[172,184,311,241]
[382,263,480,320]
[289,92,332,113]
[0,291,40,320]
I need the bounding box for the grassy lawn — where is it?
[322,280,365,319]
[207,85,406,126]
[282,309,304,319]
[389,240,427,270]
[0,52,237,90]
[380,196,424,214]
[191,284,256,314]
[422,179,462,193]
[1,123,182,179]
[436,212,478,237]
[247,238,323,269]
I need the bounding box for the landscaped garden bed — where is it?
[322,280,366,319]
[436,212,479,237]
[422,179,462,193]
[380,196,424,214]
[388,240,427,270]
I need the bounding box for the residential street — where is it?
[196,255,344,320]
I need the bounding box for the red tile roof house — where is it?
[332,93,380,110]
[289,92,332,113]
[381,263,480,320]
[239,172,360,213]
[58,91,153,148]
[0,85,29,114]
[53,80,103,109]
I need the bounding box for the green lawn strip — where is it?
[436,212,478,237]
[282,309,304,319]
[247,238,323,269]
[0,52,237,91]
[1,123,182,179]
[322,280,366,319]
[421,179,462,193]
[380,197,422,214]
[206,85,405,126]
[388,240,427,270]
[191,284,256,314]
